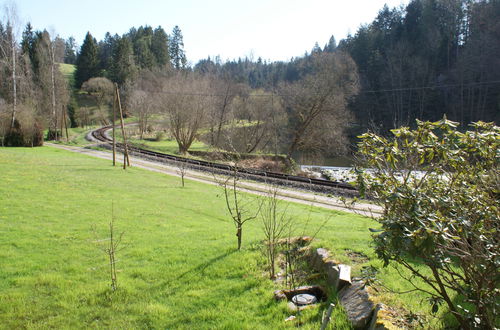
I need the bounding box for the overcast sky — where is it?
[13,0,408,64]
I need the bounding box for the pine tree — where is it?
[64,36,77,64]
[20,23,34,55]
[311,42,322,54]
[109,36,136,85]
[98,32,117,73]
[134,36,154,69]
[20,23,41,74]
[169,25,187,70]
[151,26,169,67]
[75,32,100,88]
[324,35,337,52]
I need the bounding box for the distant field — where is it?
[128,137,210,155]
[113,125,211,155]
[59,63,75,89]
[0,147,445,328]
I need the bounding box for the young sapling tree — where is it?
[177,160,188,188]
[219,164,261,250]
[260,184,291,279]
[92,208,125,291]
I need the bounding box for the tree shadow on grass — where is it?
[154,249,238,295]
[177,248,237,280]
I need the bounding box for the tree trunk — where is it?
[236,225,242,250]
[10,38,17,129]
[178,143,189,154]
[430,266,470,330]
[51,45,57,136]
[269,243,275,279]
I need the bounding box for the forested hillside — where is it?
[193,0,500,133]
[1,0,498,150]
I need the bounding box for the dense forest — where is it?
[1,0,498,152]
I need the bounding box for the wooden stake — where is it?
[112,92,116,166]
[115,84,130,169]
[320,303,335,330]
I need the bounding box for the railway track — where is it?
[90,125,359,197]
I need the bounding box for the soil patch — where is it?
[344,249,370,264]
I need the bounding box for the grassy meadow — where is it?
[127,136,210,155]
[0,147,443,328]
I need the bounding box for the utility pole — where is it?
[112,91,116,166]
[115,84,130,169]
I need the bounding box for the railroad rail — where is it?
[90,126,359,197]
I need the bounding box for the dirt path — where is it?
[45,142,383,217]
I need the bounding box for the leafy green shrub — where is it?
[357,118,499,329]
[155,131,165,141]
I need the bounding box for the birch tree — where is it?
[0,2,20,129]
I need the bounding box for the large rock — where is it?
[324,262,351,290]
[325,261,340,288]
[311,248,330,271]
[338,281,375,329]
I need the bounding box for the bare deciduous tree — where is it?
[127,69,164,139]
[0,2,20,129]
[129,89,154,139]
[279,52,359,163]
[81,77,114,126]
[161,72,214,154]
[229,89,284,154]
[206,76,242,148]
[36,30,70,139]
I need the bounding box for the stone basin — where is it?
[292,293,318,306]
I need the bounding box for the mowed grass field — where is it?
[0,147,362,328]
[0,147,441,328]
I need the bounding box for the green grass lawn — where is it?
[0,147,442,328]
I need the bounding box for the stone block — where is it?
[313,248,330,271]
[325,262,340,288]
[339,281,375,330]
[274,290,286,301]
[338,264,352,289]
